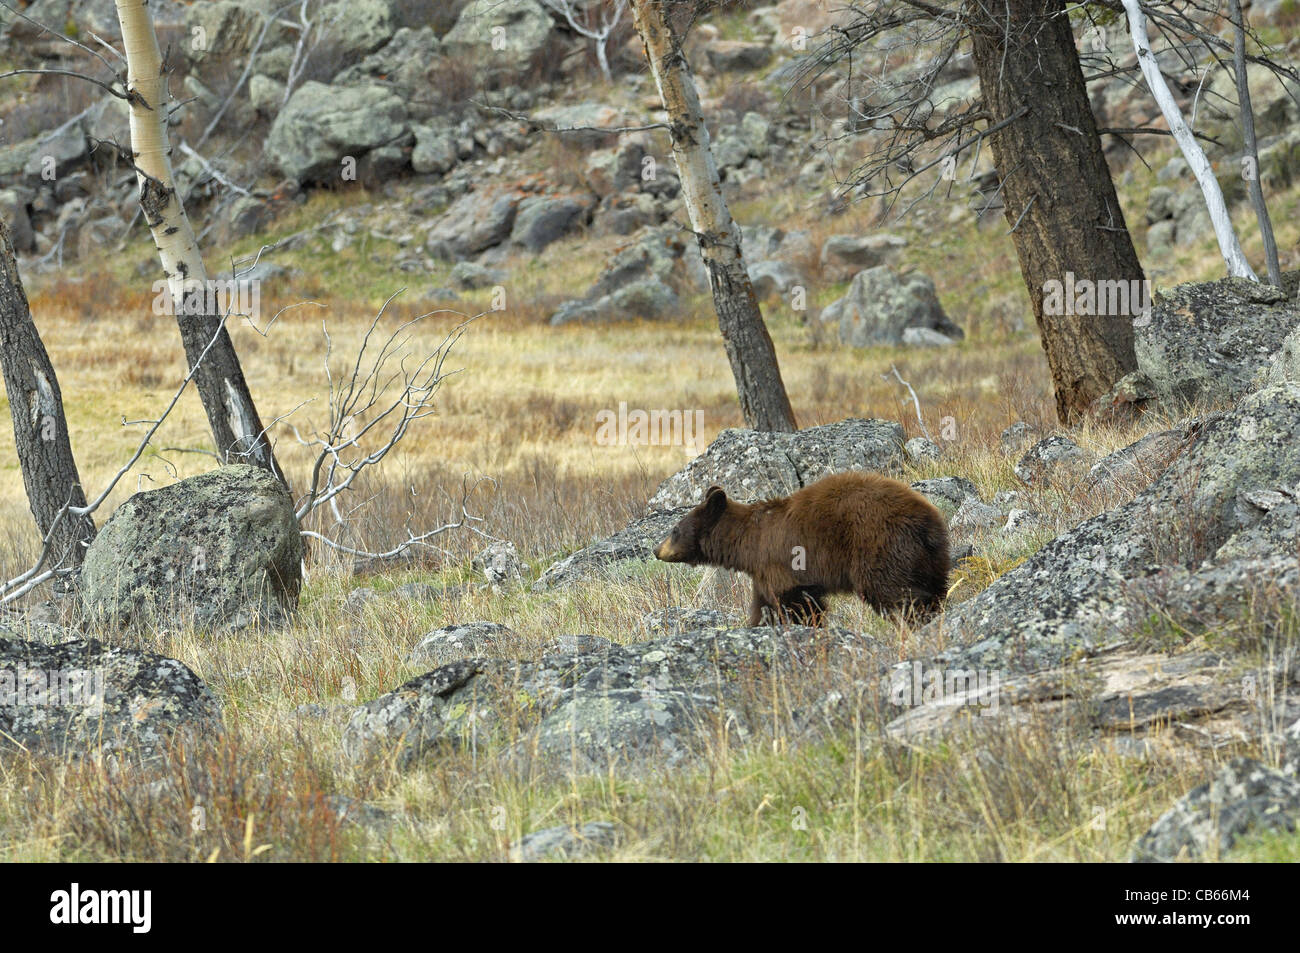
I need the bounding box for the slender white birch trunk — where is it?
[1121,0,1257,280]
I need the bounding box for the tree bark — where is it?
[115,0,285,481]
[629,0,797,432]
[967,0,1144,423]
[1228,0,1281,286]
[0,220,96,569]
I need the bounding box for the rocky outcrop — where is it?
[80,465,303,631]
[928,384,1300,673]
[1133,758,1300,862]
[342,623,874,772]
[1135,275,1300,409]
[0,637,219,759]
[266,81,409,184]
[533,507,688,590]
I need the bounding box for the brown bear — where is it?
[654,471,950,627]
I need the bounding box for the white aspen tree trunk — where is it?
[115,0,285,480]
[1121,0,1257,280]
[629,0,796,431]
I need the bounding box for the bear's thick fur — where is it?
[655,471,950,626]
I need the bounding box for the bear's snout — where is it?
[654,537,678,562]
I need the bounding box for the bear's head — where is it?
[654,485,728,564]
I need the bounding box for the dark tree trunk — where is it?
[967,0,1143,422]
[174,303,285,483]
[0,221,96,568]
[630,0,797,432]
[706,256,799,431]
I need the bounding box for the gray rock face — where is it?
[949,497,1002,532]
[266,81,409,183]
[335,26,441,96]
[426,188,522,259]
[930,384,1300,673]
[408,622,517,666]
[0,637,219,759]
[748,259,807,299]
[80,465,303,631]
[1133,758,1300,862]
[1014,435,1098,489]
[316,0,395,60]
[1135,275,1300,409]
[909,477,979,517]
[533,508,688,591]
[905,437,942,463]
[547,226,704,324]
[1266,323,1300,386]
[548,277,679,326]
[510,194,591,252]
[509,821,619,861]
[411,123,459,175]
[1082,429,1186,494]
[820,266,964,348]
[342,624,873,771]
[819,234,908,282]
[641,607,742,636]
[442,0,556,69]
[646,417,906,511]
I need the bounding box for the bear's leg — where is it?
[777,587,826,627]
[747,587,775,627]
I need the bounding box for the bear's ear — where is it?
[702,484,728,520]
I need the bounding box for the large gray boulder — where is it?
[342,624,873,771]
[316,0,396,60]
[510,193,593,252]
[266,81,409,183]
[929,384,1300,673]
[819,233,907,282]
[441,0,555,71]
[0,637,219,759]
[1133,758,1300,862]
[820,266,964,347]
[334,25,441,95]
[80,465,303,631]
[426,187,523,259]
[646,417,906,511]
[1135,275,1300,409]
[546,225,706,324]
[547,277,680,326]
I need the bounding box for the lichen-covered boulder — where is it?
[1135,275,1300,409]
[1132,758,1300,862]
[342,624,874,772]
[80,465,302,631]
[0,637,219,759]
[929,384,1300,673]
[266,81,409,184]
[646,417,905,511]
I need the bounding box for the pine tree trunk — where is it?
[115,0,285,480]
[968,0,1143,423]
[630,0,797,432]
[0,221,96,569]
